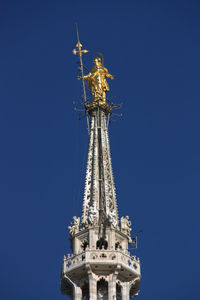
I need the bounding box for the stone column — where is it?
[89,228,96,250]
[73,236,80,255]
[108,227,115,250]
[108,273,117,300]
[122,282,129,300]
[73,284,82,300]
[89,274,97,300]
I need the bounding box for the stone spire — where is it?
[60,38,141,300]
[81,107,118,229]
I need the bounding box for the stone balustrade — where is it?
[62,249,140,276]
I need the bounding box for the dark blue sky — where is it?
[1,0,200,299]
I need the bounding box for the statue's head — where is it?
[93,57,102,66]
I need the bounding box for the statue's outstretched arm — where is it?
[106,73,114,80]
[83,73,91,80]
[104,68,114,80]
[78,73,91,80]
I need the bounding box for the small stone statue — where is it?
[88,204,98,225]
[108,209,117,227]
[121,216,132,236]
[68,216,80,236]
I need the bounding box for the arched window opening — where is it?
[97,279,108,300]
[116,283,122,300]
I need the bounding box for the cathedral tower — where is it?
[61,37,141,299]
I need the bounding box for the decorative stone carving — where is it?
[88,204,98,225]
[81,110,119,228]
[107,209,117,227]
[121,216,132,236]
[68,216,80,236]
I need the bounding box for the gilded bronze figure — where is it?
[79,57,114,102]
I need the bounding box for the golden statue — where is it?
[79,57,114,103]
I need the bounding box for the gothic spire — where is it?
[73,47,118,229]
[81,106,118,229]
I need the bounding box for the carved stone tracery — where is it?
[81,110,118,228]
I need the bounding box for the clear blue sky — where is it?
[1,0,200,299]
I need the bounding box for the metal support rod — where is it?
[74,23,90,134]
[75,23,87,107]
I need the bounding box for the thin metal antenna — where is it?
[73,23,90,134]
